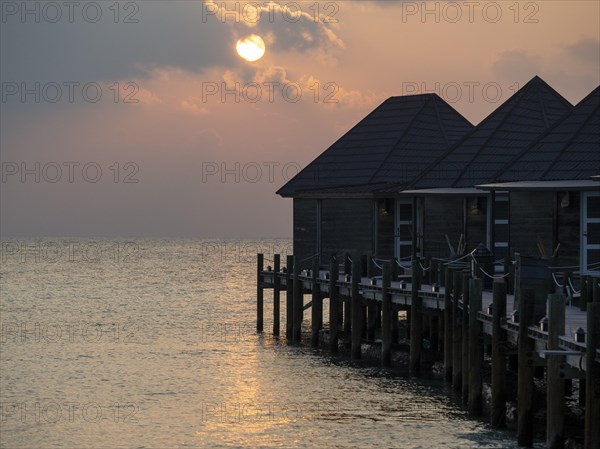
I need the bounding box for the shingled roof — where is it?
[409,76,573,189]
[492,85,600,182]
[276,94,474,197]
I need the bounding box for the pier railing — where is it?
[256,252,600,449]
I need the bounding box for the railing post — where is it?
[452,270,463,392]
[292,256,302,342]
[444,266,454,382]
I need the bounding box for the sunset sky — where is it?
[1,0,599,238]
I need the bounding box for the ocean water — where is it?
[0,238,526,449]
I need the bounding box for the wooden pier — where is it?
[256,253,600,449]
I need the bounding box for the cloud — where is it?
[203,0,345,53]
[0,1,234,82]
[491,50,542,82]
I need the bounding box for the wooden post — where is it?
[367,302,377,341]
[409,259,422,377]
[585,279,600,449]
[468,278,483,417]
[491,281,507,428]
[581,276,590,311]
[361,254,368,277]
[311,257,322,347]
[517,289,535,447]
[273,254,281,336]
[344,253,351,276]
[391,257,399,281]
[426,255,433,284]
[381,262,392,367]
[452,270,463,392]
[257,253,264,333]
[351,259,362,360]
[329,256,339,352]
[547,292,565,449]
[461,272,471,405]
[431,259,439,286]
[285,255,293,340]
[292,256,302,342]
[444,266,454,382]
[440,263,446,286]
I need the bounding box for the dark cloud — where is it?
[0,1,235,82]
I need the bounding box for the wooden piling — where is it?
[285,255,293,340]
[468,278,483,417]
[461,272,471,405]
[452,270,463,392]
[329,256,339,352]
[547,292,566,449]
[257,253,264,333]
[292,256,302,342]
[367,302,377,341]
[517,289,535,447]
[273,254,281,336]
[381,262,392,366]
[444,266,454,382]
[409,259,423,377]
[491,281,507,428]
[391,257,399,281]
[311,257,322,347]
[585,279,600,449]
[351,259,362,360]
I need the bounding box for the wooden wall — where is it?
[293,198,318,268]
[321,198,373,262]
[376,199,395,259]
[556,192,580,268]
[509,191,554,258]
[466,196,488,252]
[423,196,464,258]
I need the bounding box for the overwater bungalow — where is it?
[278,76,599,277]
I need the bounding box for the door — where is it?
[582,191,600,274]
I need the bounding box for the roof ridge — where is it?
[539,99,600,180]
[365,96,432,184]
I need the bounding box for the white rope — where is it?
[443,249,477,266]
[419,262,430,272]
[551,272,564,289]
[568,277,580,295]
[300,253,320,262]
[479,266,510,279]
[549,261,600,270]
[396,259,412,269]
[371,257,383,270]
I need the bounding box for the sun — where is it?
[236,34,266,62]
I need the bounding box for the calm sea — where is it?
[0,238,527,449]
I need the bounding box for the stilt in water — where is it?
[329,256,339,352]
[468,278,483,417]
[546,292,565,449]
[311,257,322,347]
[517,289,535,447]
[444,267,454,382]
[491,281,507,428]
[257,253,264,333]
[381,262,392,367]
[351,258,362,360]
[285,255,293,340]
[409,259,423,377]
[273,254,281,336]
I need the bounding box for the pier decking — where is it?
[256,253,600,449]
